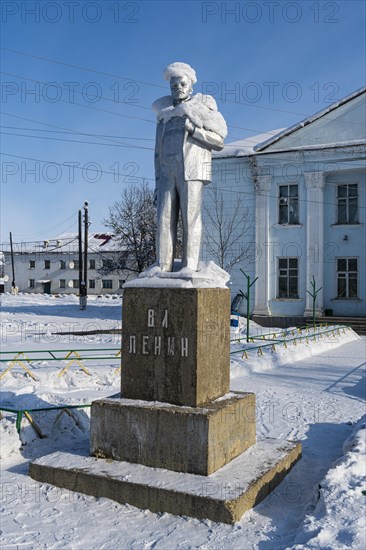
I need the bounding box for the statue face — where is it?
[170,76,192,103]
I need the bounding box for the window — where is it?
[89,259,96,270]
[44,260,50,270]
[72,260,80,270]
[72,279,79,289]
[102,259,114,270]
[102,279,113,289]
[59,260,66,270]
[59,279,66,288]
[337,184,358,224]
[278,258,299,298]
[337,258,358,298]
[119,279,126,289]
[29,260,35,269]
[279,184,299,225]
[89,279,96,289]
[29,279,35,288]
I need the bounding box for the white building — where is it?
[1,233,130,295]
[204,87,366,320]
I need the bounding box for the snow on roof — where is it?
[213,129,285,158]
[214,87,365,159]
[254,86,366,152]
[0,233,124,254]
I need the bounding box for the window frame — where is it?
[29,260,36,269]
[277,257,299,299]
[89,279,96,289]
[336,257,358,299]
[89,259,96,270]
[336,183,359,224]
[102,258,114,270]
[59,279,66,289]
[102,279,113,290]
[44,259,50,270]
[59,260,66,270]
[28,278,35,288]
[278,184,299,225]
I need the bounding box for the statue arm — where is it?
[189,126,224,152]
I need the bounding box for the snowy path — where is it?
[230,338,366,549]
[1,332,365,549]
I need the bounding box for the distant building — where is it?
[0,233,130,295]
[204,87,366,319]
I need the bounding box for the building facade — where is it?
[1,233,130,295]
[204,87,366,319]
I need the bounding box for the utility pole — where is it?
[9,231,16,294]
[78,209,84,310]
[82,201,89,310]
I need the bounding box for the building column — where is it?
[253,175,271,316]
[304,171,325,316]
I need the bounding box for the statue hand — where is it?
[185,118,195,134]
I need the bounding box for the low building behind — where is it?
[0,233,130,295]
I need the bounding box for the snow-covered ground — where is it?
[1,293,365,549]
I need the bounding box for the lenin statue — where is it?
[152,62,227,272]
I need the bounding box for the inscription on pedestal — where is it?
[128,309,189,357]
[121,287,230,407]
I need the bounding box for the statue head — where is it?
[163,62,197,104]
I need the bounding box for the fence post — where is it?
[240,269,258,343]
[306,276,323,329]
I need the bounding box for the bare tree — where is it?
[103,181,156,274]
[203,185,253,272]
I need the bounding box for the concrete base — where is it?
[121,287,230,407]
[90,392,256,475]
[29,438,301,524]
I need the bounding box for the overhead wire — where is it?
[2,152,365,209]
[1,152,155,182]
[1,130,154,151]
[1,71,275,139]
[1,47,314,117]
[0,125,155,141]
[6,214,78,239]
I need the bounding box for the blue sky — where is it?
[1,0,365,242]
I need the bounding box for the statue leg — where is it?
[179,180,203,271]
[156,175,179,271]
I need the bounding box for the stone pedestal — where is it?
[29,281,301,523]
[121,287,230,407]
[90,392,256,475]
[29,439,301,524]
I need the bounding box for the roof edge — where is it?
[254,85,366,153]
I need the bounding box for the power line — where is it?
[0,111,150,146]
[1,70,152,113]
[212,183,366,210]
[3,150,364,211]
[1,47,316,118]
[0,125,155,141]
[1,131,154,151]
[8,214,78,239]
[1,72,156,126]
[1,47,166,89]
[1,71,272,137]
[1,152,155,182]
